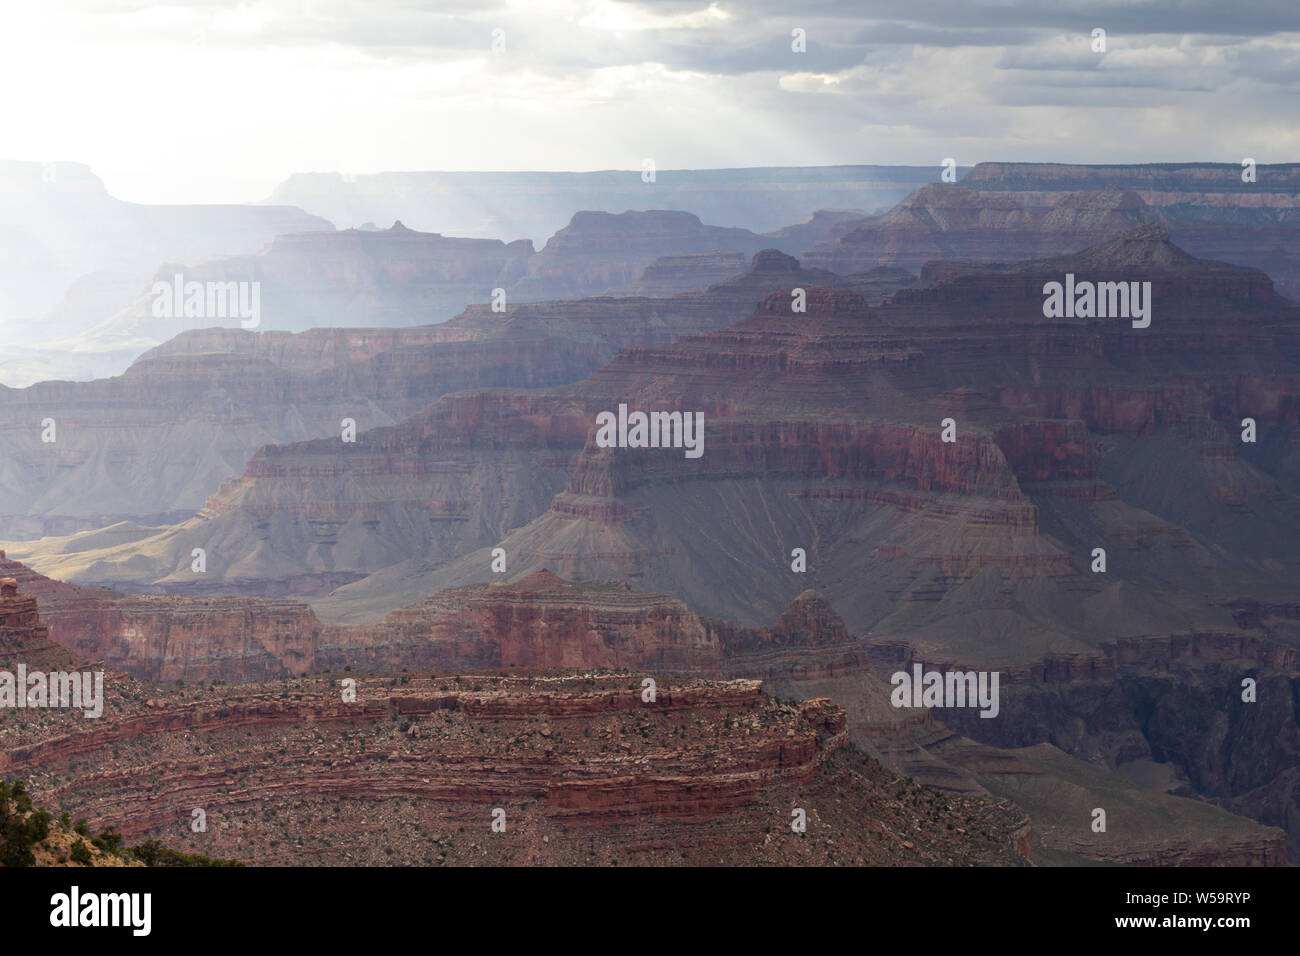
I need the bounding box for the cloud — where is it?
[1,0,1296,204]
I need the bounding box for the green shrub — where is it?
[0,780,52,867]
[69,839,93,865]
[91,829,123,854]
[125,839,244,867]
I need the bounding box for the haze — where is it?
[2,0,1297,205]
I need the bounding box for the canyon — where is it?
[0,250,913,540]
[67,208,870,364]
[77,223,1290,636]
[262,165,956,240]
[802,162,1300,300]
[3,570,1283,866]
[0,576,1036,866]
[3,165,1298,868]
[13,223,1290,862]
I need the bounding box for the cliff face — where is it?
[511,210,780,300]
[0,550,871,686]
[88,206,890,341]
[263,165,949,240]
[321,573,880,686]
[1,667,1032,866]
[0,159,330,340]
[395,228,1283,640]
[0,549,320,682]
[873,627,1300,862]
[8,223,1299,865]
[961,162,1300,195]
[4,572,1284,867]
[34,228,1296,653]
[623,250,749,296]
[97,221,536,345]
[321,571,718,674]
[803,185,1156,274]
[804,178,1300,299]
[36,227,1298,641]
[0,250,912,541]
[0,576,81,672]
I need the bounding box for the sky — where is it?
[1,0,1297,204]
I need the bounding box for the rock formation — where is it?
[95,221,536,344]
[0,582,1038,866]
[11,673,1038,866]
[0,251,909,541]
[803,163,1300,299]
[510,210,778,300]
[263,165,951,241]
[0,571,80,672]
[622,251,749,296]
[1,251,912,553]
[2,570,1283,866]
[7,191,1299,867]
[0,159,330,345]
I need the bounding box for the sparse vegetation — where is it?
[0,780,51,867]
[125,840,244,867]
[0,779,243,867]
[68,839,92,865]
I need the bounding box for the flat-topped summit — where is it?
[750,248,802,272]
[962,161,1300,192]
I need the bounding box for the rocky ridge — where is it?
[1,573,1282,866]
[0,251,914,540]
[0,577,1033,867]
[803,170,1300,298]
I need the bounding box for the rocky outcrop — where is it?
[716,590,870,683]
[318,570,721,674]
[2,668,1032,866]
[5,576,1280,867]
[263,165,950,242]
[0,549,319,682]
[1,251,912,541]
[0,575,81,671]
[802,185,1156,274]
[0,159,330,347]
[97,221,536,344]
[511,210,776,300]
[961,161,1300,195]
[0,548,872,686]
[805,169,1300,298]
[623,250,749,295]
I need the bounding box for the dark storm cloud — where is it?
[636,0,1300,37]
